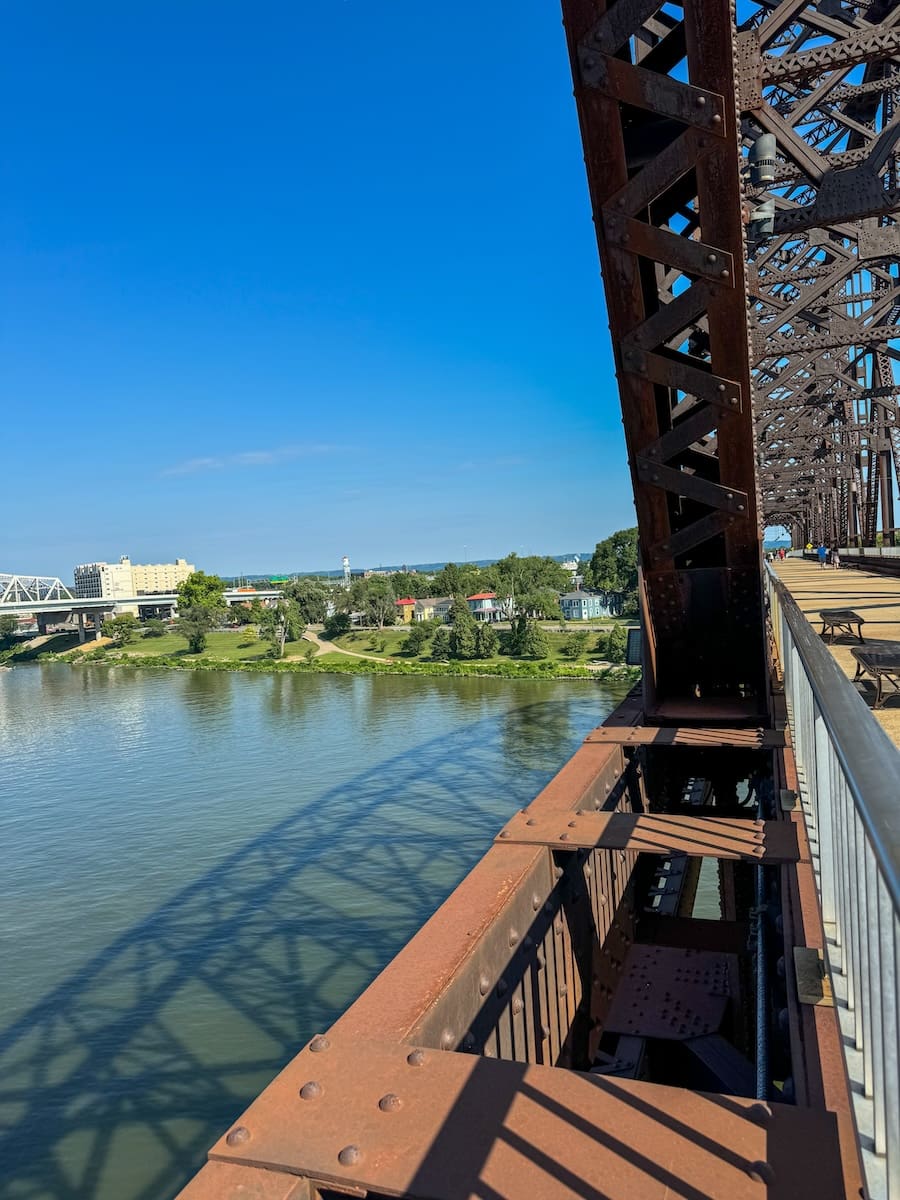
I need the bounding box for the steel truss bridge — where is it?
[175,1,900,1196]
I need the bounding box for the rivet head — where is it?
[440,1029,455,1050]
[479,973,491,996]
[226,1126,250,1146]
[499,830,510,838]
[378,1093,402,1113]
[748,1102,773,1126]
[525,818,536,826]
[707,253,717,263]
[730,396,739,405]
[299,1081,323,1101]
[338,1145,362,1167]
[717,382,726,392]
[509,929,519,947]
[712,113,722,123]
[696,95,707,106]
[720,268,730,278]
[746,1161,775,1185]
[560,832,570,841]
[309,1034,330,1053]
[532,893,542,910]
[406,1049,426,1067]
[568,819,577,828]
[512,997,524,1015]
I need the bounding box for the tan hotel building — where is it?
[73,556,195,599]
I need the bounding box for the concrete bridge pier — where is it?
[77,613,85,644]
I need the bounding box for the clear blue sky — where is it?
[3,1,636,578]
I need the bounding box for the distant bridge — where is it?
[0,574,282,639]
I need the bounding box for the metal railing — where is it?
[767,565,900,1200]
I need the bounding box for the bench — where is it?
[851,642,900,709]
[819,609,865,644]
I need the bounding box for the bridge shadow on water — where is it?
[0,698,587,1200]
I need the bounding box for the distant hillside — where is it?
[229,551,594,584]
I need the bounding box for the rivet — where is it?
[730,396,739,405]
[720,268,730,278]
[560,833,570,841]
[479,974,491,996]
[440,1029,455,1050]
[309,1035,330,1053]
[746,1161,775,1185]
[406,1049,426,1067]
[499,830,510,838]
[706,253,717,263]
[696,95,707,106]
[532,893,542,911]
[338,1145,362,1167]
[299,1081,323,1101]
[712,113,722,124]
[509,929,520,947]
[553,866,563,879]
[560,984,568,996]
[651,473,659,482]
[748,1102,773,1126]
[737,504,745,511]
[717,383,726,392]
[512,998,524,1015]
[526,818,537,826]
[378,1093,402,1113]
[226,1126,250,1146]
[568,820,578,828]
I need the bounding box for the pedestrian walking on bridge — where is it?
[817,543,828,569]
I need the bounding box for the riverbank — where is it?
[29,646,638,682]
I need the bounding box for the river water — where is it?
[0,663,630,1200]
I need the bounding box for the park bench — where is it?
[851,641,900,709]
[819,608,865,644]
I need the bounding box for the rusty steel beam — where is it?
[563,0,767,718]
[496,810,800,863]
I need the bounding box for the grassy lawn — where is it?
[78,630,313,662]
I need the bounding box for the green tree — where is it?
[144,618,167,638]
[260,599,302,658]
[175,606,215,654]
[101,613,140,645]
[430,562,484,599]
[474,622,498,659]
[323,611,351,639]
[520,620,550,659]
[431,626,451,660]
[303,643,317,664]
[561,630,590,660]
[283,578,328,624]
[390,572,430,599]
[240,624,259,646]
[606,625,628,664]
[176,570,227,613]
[0,614,18,648]
[588,528,638,595]
[449,598,478,659]
[349,576,397,628]
[404,622,432,656]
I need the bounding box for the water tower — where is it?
[342,555,350,588]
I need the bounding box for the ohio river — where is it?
[0,663,630,1199]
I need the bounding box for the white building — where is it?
[73,556,136,600]
[72,555,195,600]
[131,557,194,594]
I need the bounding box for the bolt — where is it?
[338,1146,362,1167]
[226,1126,250,1147]
[299,1081,323,1101]
[406,1049,426,1067]
[378,1093,402,1113]
[309,1035,330,1053]
[746,1161,775,1185]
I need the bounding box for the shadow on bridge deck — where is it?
[774,558,900,744]
[0,698,592,1200]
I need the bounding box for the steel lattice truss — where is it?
[742,0,900,544]
[559,0,900,709]
[0,574,74,605]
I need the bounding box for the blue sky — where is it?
[3,1,635,578]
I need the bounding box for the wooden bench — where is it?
[851,642,900,709]
[819,608,865,644]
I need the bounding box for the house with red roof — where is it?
[394,597,417,625]
[466,592,503,623]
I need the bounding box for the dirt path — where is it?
[288,629,393,663]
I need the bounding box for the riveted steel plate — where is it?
[207,1037,844,1199]
[605,946,736,1040]
[584,726,785,748]
[496,811,800,863]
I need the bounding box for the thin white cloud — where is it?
[162,443,342,477]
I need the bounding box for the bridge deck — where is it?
[774,559,900,745]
